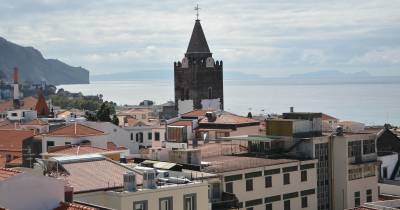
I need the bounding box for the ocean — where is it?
[58,80,400,126]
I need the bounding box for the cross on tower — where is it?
[195,4,200,20]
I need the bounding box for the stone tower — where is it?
[174,19,223,113]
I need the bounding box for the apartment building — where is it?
[265,111,379,210]
[203,155,318,210]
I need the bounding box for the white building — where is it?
[81,121,139,154]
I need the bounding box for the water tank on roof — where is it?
[143,168,157,189]
[123,171,137,192]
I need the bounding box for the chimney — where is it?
[74,122,77,135]
[13,67,19,84]
[290,106,294,113]
[13,67,20,109]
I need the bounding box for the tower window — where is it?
[208,87,213,99]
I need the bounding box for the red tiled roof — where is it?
[169,120,193,127]
[46,123,105,137]
[0,130,35,152]
[0,121,21,130]
[53,202,98,210]
[200,112,259,125]
[61,159,142,193]
[0,168,22,181]
[181,109,214,118]
[0,96,37,112]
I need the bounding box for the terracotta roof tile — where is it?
[0,96,37,112]
[7,157,22,165]
[53,202,98,210]
[0,130,35,152]
[0,168,22,181]
[169,120,193,126]
[46,123,104,137]
[60,159,142,193]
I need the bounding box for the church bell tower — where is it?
[174,6,224,113]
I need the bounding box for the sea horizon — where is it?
[59,80,400,126]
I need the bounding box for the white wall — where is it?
[42,134,108,153]
[82,121,139,154]
[0,173,65,210]
[124,126,154,148]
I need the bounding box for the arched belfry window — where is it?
[208,87,213,99]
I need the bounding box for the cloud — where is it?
[0,0,399,76]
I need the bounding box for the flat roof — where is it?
[202,155,299,173]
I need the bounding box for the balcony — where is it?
[211,192,239,210]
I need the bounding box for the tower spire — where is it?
[194,4,200,20]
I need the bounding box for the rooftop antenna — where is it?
[195,4,200,20]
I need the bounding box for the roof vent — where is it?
[123,171,137,192]
[205,111,217,122]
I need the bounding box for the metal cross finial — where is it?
[195,4,200,20]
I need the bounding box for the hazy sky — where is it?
[0,0,399,77]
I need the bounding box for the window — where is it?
[46,141,54,150]
[364,165,376,178]
[225,182,233,193]
[301,170,307,182]
[265,203,272,210]
[366,189,372,202]
[284,200,290,210]
[283,173,290,185]
[246,179,253,191]
[65,142,71,145]
[159,197,173,210]
[265,176,272,188]
[133,201,147,210]
[363,140,375,154]
[348,141,362,158]
[184,194,196,210]
[148,132,152,140]
[354,191,360,207]
[301,196,308,208]
[131,133,134,141]
[136,132,143,143]
[246,208,253,210]
[155,132,160,141]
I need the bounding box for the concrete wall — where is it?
[76,182,209,210]
[82,121,139,154]
[379,183,400,196]
[0,173,65,210]
[378,153,398,180]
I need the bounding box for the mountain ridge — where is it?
[0,36,89,85]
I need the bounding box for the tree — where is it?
[96,102,112,122]
[112,114,119,126]
[247,112,253,118]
